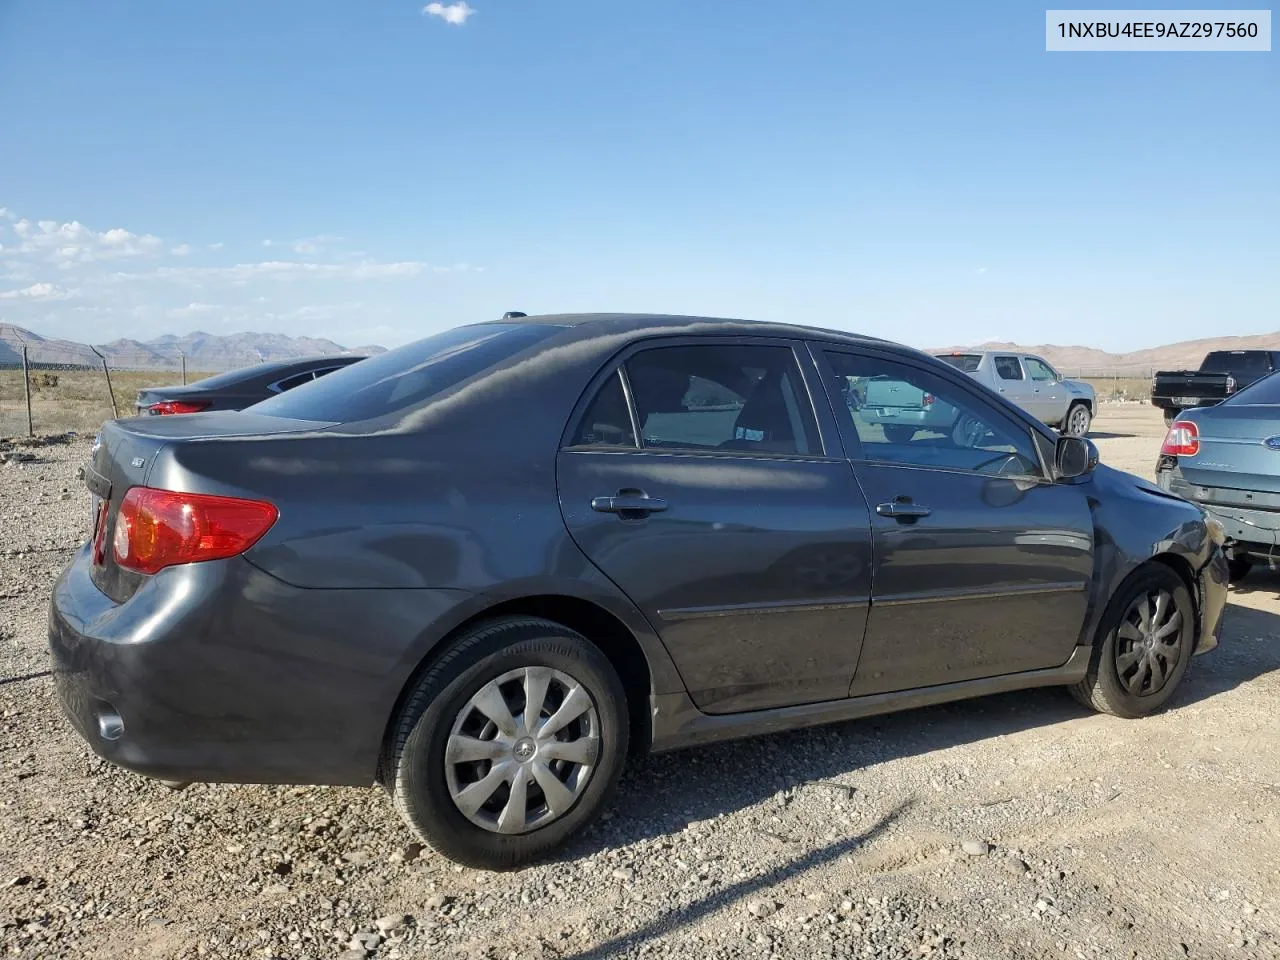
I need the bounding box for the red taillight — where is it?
[1160,420,1200,457]
[922,393,935,408]
[1226,376,1237,395]
[113,487,278,575]
[147,400,210,416]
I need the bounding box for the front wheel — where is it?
[1063,402,1092,438]
[1069,564,1194,719]
[385,618,629,869]
[1227,557,1253,583]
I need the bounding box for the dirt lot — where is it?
[2,404,1278,960]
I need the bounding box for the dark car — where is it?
[1157,371,1280,581]
[1151,350,1280,426]
[134,354,366,415]
[51,314,1228,868]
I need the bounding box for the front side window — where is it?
[994,356,1024,381]
[622,344,818,455]
[825,351,1042,477]
[1024,357,1058,382]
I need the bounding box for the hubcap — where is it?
[1114,588,1183,696]
[445,666,600,835]
[1069,407,1089,436]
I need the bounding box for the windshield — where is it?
[1223,371,1280,406]
[249,323,559,422]
[934,354,981,373]
[1202,352,1273,377]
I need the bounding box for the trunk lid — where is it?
[1176,406,1280,496]
[84,412,325,601]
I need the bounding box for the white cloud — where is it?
[167,302,220,318]
[0,207,14,221]
[0,281,77,301]
[424,1,475,25]
[976,267,988,275]
[9,217,164,264]
[127,259,436,284]
[207,242,224,251]
[290,234,342,255]
[171,243,192,257]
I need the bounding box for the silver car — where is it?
[935,352,1096,437]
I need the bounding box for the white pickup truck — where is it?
[934,351,1096,437]
[855,351,1096,442]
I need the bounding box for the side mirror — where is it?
[1056,436,1096,479]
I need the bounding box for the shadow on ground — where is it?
[562,600,1280,862]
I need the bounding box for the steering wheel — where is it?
[971,452,1029,477]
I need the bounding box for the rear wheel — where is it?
[1069,564,1194,719]
[1227,557,1253,583]
[1063,402,1092,438]
[882,425,917,444]
[385,618,629,869]
[1163,408,1180,427]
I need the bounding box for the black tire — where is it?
[1163,408,1180,427]
[1063,402,1092,438]
[385,617,629,869]
[883,424,916,444]
[1069,564,1195,719]
[1227,557,1253,583]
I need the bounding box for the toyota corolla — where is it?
[50,314,1228,868]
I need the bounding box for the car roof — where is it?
[483,312,892,348]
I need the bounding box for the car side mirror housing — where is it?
[1056,436,1096,480]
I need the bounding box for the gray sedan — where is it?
[1157,372,1280,580]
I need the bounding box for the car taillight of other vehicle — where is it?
[145,400,211,415]
[113,487,278,575]
[1160,420,1200,458]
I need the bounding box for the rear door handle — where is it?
[876,501,931,521]
[591,493,669,516]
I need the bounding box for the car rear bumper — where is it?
[49,546,466,786]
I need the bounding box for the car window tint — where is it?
[624,344,817,455]
[1024,358,1057,382]
[190,361,290,389]
[571,371,637,447]
[825,352,1041,477]
[249,323,558,422]
[275,371,315,392]
[935,354,981,373]
[994,356,1024,381]
[1202,352,1272,377]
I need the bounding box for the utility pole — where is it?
[89,346,119,419]
[20,343,33,437]
[180,352,187,385]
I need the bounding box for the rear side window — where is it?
[935,354,981,373]
[622,344,817,455]
[274,371,315,392]
[249,324,558,422]
[571,372,637,447]
[994,356,1023,380]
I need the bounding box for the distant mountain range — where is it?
[928,332,1280,376]
[0,324,384,371]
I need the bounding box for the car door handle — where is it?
[591,493,669,516]
[876,500,931,521]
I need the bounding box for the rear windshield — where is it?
[188,361,289,389]
[1224,371,1280,405]
[249,323,558,422]
[1202,352,1274,377]
[934,354,981,373]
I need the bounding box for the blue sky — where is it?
[0,1,1274,351]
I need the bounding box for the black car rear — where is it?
[134,354,365,415]
[1152,350,1280,423]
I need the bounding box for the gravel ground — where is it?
[2,405,1279,959]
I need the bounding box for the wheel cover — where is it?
[444,667,600,834]
[1114,587,1184,696]
[1068,406,1090,436]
